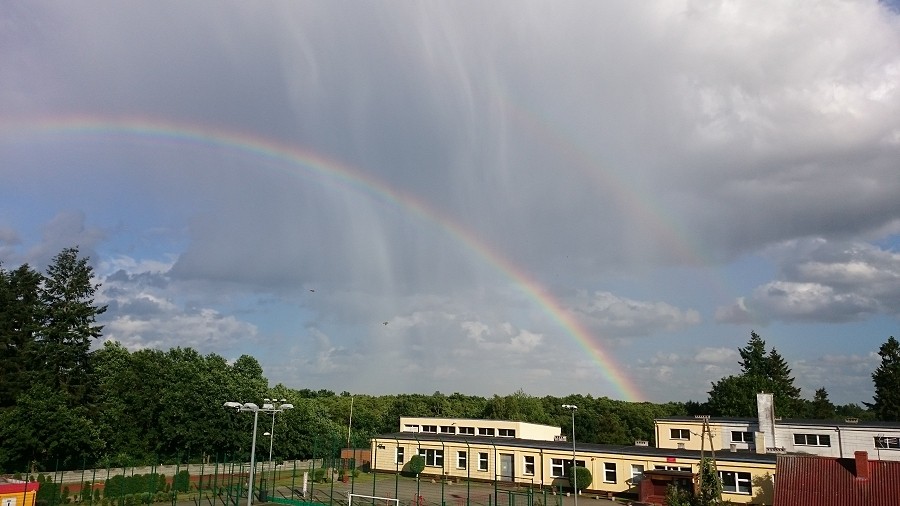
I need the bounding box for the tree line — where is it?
[1,248,897,473]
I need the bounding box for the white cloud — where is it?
[717,239,900,323]
[571,291,701,337]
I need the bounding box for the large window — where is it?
[418,448,444,467]
[440,426,456,434]
[719,471,751,495]
[794,433,831,447]
[523,456,535,475]
[478,427,496,436]
[457,451,467,469]
[731,431,754,443]
[478,452,489,471]
[404,425,419,432]
[396,447,405,464]
[875,436,900,449]
[670,428,690,440]
[631,465,644,484]
[458,426,475,435]
[551,459,586,478]
[604,463,617,484]
[498,428,516,437]
[422,425,438,433]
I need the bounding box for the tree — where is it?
[31,247,107,405]
[696,457,722,506]
[806,388,835,419]
[870,336,900,421]
[407,455,425,476]
[707,331,802,417]
[568,465,592,493]
[0,263,42,408]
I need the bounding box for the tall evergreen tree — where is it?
[870,336,900,421]
[708,331,802,417]
[0,263,42,408]
[807,387,835,419]
[31,247,107,405]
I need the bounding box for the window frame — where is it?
[670,428,690,440]
[458,426,475,435]
[551,458,586,478]
[498,428,516,437]
[719,471,752,495]
[457,450,467,469]
[875,436,900,449]
[523,456,535,476]
[603,462,617,484]
[478,427,496,436]
[478,452,489,471]
[793,433,831,447]
[731,431,753,443]
[418,448,444,467]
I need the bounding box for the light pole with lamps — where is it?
[262,399,293,491]
[562,404,578,506]
[224,401,260,506]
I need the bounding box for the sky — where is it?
[2,1,900,406]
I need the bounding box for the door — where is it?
[499,453,514,481]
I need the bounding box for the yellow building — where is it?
[370,428,776,505]
[0,478,38,506]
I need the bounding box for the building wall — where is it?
[370,436,775,505]
[0,481,39,506]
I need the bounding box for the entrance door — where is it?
[499,453,514,481]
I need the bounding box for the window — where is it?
[875,436,900,449]
[631,465,644,484]
[604,463,617,484]
[551,459,586,477]
[422,425,438,433]
[458,426,475,435]
[719,471,751,495]
[457,451,467,469]
[478,427,496,436]
[523,456,535,475]
[478,452,489,471]
[396,447,405,464]
[731,431,753,443]
[670,428,690,440]
[404,424,419,432]
[654,465,691,472]
[794,433,831,447]
[440,425,456,434]
[498,428,516,437]
[418,448,444,467]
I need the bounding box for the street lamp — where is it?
[562,404,578,506]
[262,399,293,478]
[224,401,261,506]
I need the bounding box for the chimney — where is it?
[854,451,870,481]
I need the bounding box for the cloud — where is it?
[717,239,900,323]
[571,290,701,337]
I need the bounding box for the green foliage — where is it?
[696,458,722,506]
[172,470,190,493]
[870,336,900,421]
[408,455,426,476]
[664,484,693,506]
[567,466,592,492]
[707,331,802,417]
[804,387,836,419]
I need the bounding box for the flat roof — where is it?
[655,416,900,429]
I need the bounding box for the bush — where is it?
[569,466,592,492]
[408,455,425,477]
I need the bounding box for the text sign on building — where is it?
[3,498,16,506]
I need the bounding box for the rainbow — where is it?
[1,115,645,401]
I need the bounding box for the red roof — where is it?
[773,452,900,506]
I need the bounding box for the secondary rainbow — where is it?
[2,115,645,401]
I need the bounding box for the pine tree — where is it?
[708,331,802,417]
[871,336,900,421]
[31,247,107,406]
[0,263,43,408]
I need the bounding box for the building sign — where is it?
[666,457,676,463]
[3,498,16,506]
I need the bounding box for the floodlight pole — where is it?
[562,404,578,506]
[224,402,261,506]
